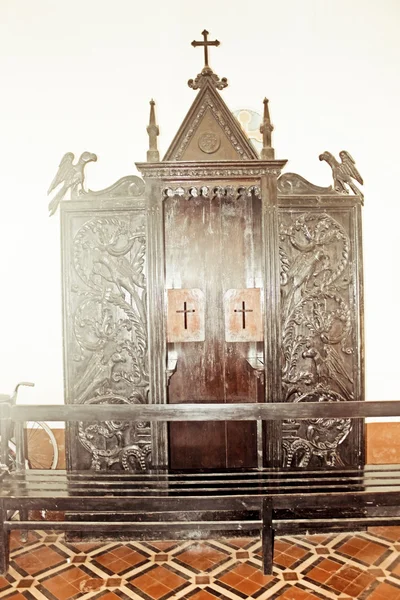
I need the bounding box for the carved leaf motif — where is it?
[68,215,150,471]
[279,211,356,467]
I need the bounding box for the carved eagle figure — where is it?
[48,151,97,216]
[319,150,363,198]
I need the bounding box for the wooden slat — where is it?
[9,400,400,422]
[5,520,259,532]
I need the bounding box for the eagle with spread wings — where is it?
[48,151,97,216]
[319,150,363,199]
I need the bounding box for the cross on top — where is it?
[191,30,220,69]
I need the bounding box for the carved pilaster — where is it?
[261,171,283,467]
[145,178,168,467]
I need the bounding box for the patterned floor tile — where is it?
[334,535,391,567]
[88,593,132,600]
[37,564,98,600]
[90,543,150,576]
[0,576,14,593]
[10,545,68,578]
[0,593,38,600]
[303,557,376,597]
[9,532,41,553]
[273,585,327,599]
[369,527,400,543]
[173,542,231,573]
[387,555,400,580]
[362,580,400,599]
[142,541,183,552]
[127,563,191,600]
[215,560,279,598]
[182,591,223,600]
[222,537,255,549]
[63,541,105,554]
[256,538,313,570]
[1,530,400,600]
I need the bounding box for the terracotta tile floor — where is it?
[2,527,400,599]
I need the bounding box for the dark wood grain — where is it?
[165,192,262,469]
[9,401,400,422]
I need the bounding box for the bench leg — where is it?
[18,508,29,543]
[0,502,9,574]
[262,497,274,575]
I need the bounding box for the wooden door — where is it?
[165,190,263,469]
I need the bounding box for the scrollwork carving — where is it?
[78,395,151,471]
[278,173,334,196]
[279,211,356,467]
[188,68,228,91]
[283,390,352,467]
[87,175,145,199]
[68,214,150,470]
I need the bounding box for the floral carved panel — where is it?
[62,210,150,471]
[279,209,361,468]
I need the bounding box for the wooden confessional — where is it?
[53,31,364,474]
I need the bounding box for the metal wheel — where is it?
[25,421,59,469]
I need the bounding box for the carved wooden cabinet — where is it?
[55,34,364,473]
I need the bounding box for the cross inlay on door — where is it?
[234,301,253,329]
[224,289,263,342]
[176,301,196,330]
[167,289,205,342]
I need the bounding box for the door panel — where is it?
[165,191,263,469]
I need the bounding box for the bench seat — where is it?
[2,464,400,574]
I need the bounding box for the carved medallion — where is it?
[198,131,221,154]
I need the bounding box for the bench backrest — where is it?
[4,400,400,423]
[2,401,400,471]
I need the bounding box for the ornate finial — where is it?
[188,30,228,90]
[147,99,159,162]
[260,98,275,159]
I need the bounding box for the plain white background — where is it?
[0,0,399,406]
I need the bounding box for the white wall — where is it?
[0,0,399,405]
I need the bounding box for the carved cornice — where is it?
[163,185,261,200]
[136,160,287,180]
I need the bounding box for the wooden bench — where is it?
[1,400,400,575]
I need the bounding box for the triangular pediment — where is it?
[163,82,258,162]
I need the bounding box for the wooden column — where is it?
[145,178,168,467]
[261,169,283,467]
